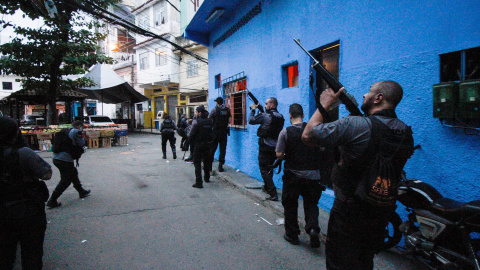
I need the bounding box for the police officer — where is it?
[47,120,90,208]
[303,81,414,270]
[0,116,52,269]
[209,97,231,172]
[275,103,324,247]
[177,114,189,151]
[189,105,213,188]
[160,114,177,159]
[249,97,284,201]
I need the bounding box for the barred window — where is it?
[440,46,480,82]
[224,77,247,128]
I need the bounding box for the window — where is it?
[282,62,299,88]
[215,74,221,89]
[137,13,150,30]
[139,52,149,70]
[440,46,480,82]
[154,2,166,26]
[311,41,340,120]
[2,82,13,90]
[190,94,206,103]
[311,42,340,188]
[224,76,247,128]
[193,0,200,12]
[180,95,186,101]
[187,60,199,77]
[155,49,167,66]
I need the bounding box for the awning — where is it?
[2,88,88,102]
[77,64,149,104]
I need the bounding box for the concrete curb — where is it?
[212,163,330,241]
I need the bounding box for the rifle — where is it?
[268,158,283,174]
[293,38,363,119]
[247,92,265,113]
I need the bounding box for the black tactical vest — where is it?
[285,123,322,170]
[195,118,213,143]
[257,109,285,139]
[162,119,175,130]
[0,148,49,205]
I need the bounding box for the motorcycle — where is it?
[381,173,480,269]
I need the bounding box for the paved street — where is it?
[17,132,426,270]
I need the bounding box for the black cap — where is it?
[196,105,205,112]
[214,97,223,104]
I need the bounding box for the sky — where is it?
[0,11,43,44]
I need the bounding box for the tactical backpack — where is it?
[52,128,83,160]
[214,106,230,130]
[354,116,414,208]
[0,148,49,204]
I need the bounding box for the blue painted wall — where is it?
[205,0,480,213]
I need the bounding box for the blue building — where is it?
[185,0,480,212]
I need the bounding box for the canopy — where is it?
[77,64,148,104]
[2,88,88,102]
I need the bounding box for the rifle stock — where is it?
[293,38,362,117]
[247,92,265,113]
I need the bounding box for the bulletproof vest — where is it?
[284,123,322,171]
[331,115,414,198]
[257,109,285,139]
[162,119,175,130]
[195,118,213,143]
[214,106,230,131]
[178,118,188,129]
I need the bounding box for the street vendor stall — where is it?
[2,88,89,124]
[21,123,129,151]
[76,64,149,129]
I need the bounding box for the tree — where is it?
[0,0,119,124]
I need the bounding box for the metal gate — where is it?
[167,95,177,119]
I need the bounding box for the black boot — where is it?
[218,163,224,172]
[173,152,177,159]
[308,228,320,248]
[163,153,167,159]
[79,189,91,199]
[192,183,203,188]
[47,191,62,208]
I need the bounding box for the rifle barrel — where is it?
[294,38,362,116]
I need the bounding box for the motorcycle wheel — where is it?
[380,212,403,251]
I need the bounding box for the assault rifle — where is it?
[268,158,283,174]
[247,92,265,113]
[293,39,362,120]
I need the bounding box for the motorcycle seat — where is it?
[432,198,480,222]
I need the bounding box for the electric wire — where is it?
[67,0,207,64]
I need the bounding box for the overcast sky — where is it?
[0,11,45,44]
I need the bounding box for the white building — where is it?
[175,0,208,118]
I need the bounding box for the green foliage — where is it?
[0,1,117,90]
[0,0,120,123]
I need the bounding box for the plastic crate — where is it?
[100,129,115,137]
[114,130,128,137]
